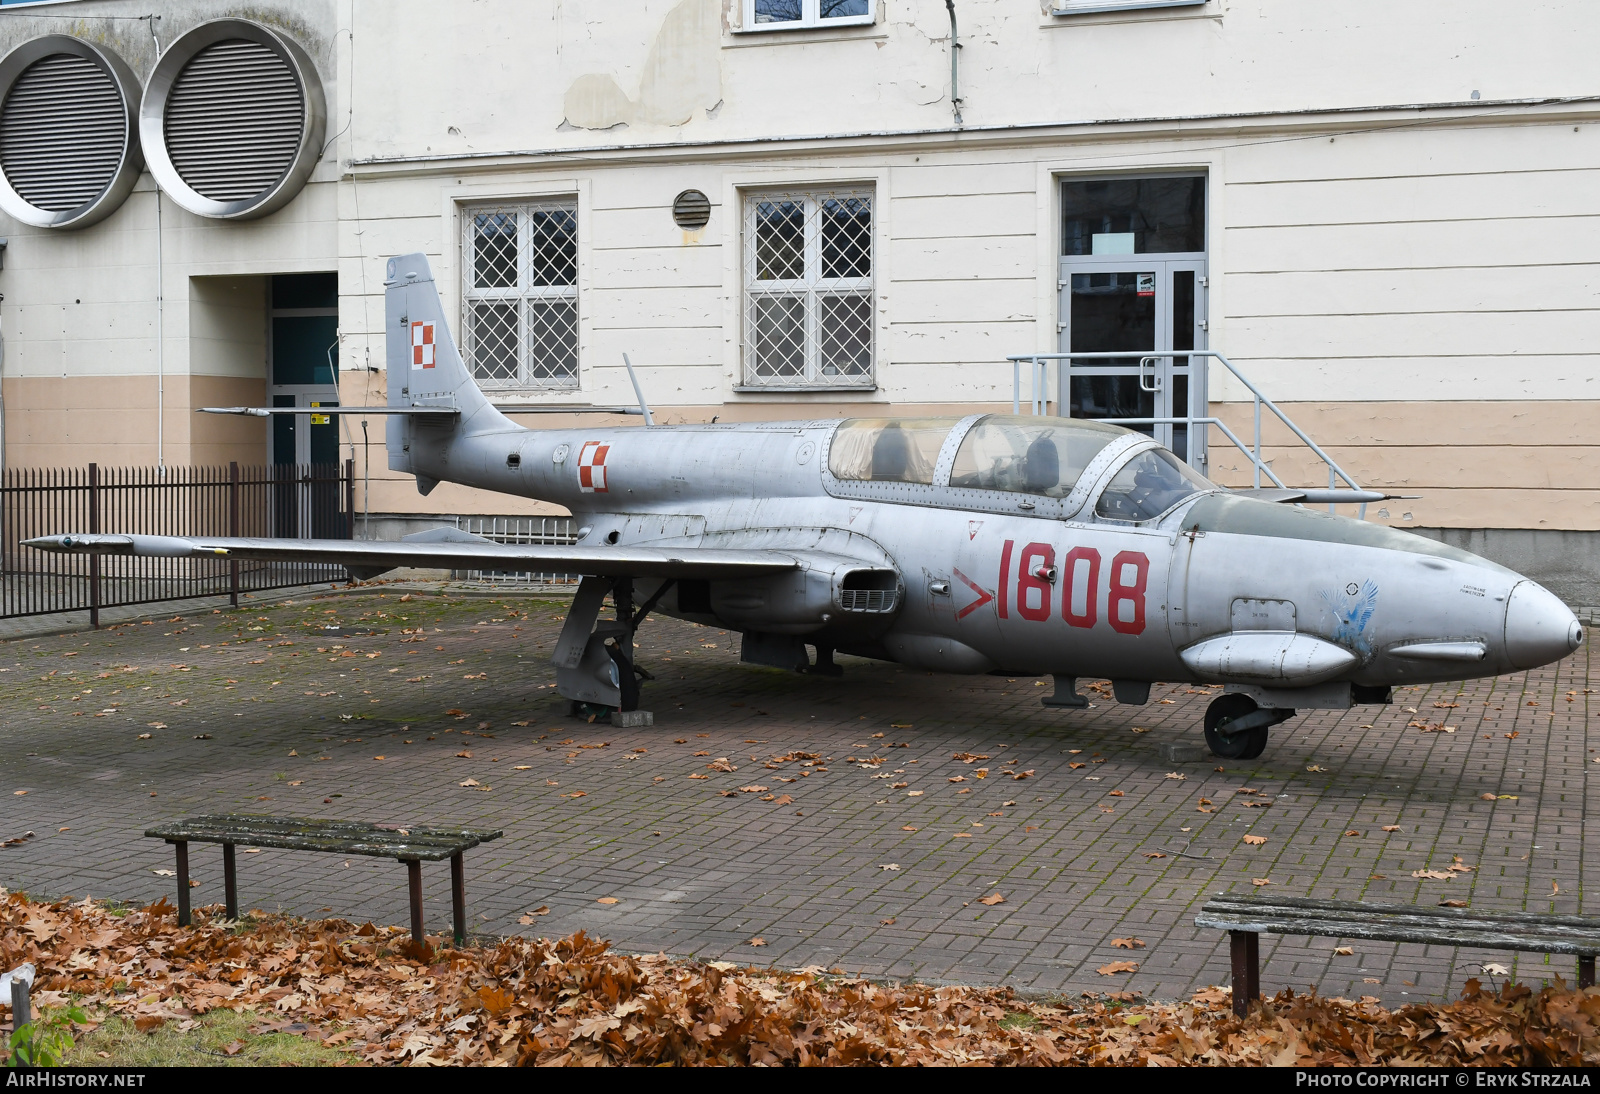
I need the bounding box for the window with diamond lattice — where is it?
[743,189,873,388]
[462,200,579,389]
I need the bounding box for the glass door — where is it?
[1057,174,1208,472]
[1057,259,1207,468]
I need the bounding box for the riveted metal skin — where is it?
[138,19,326,221]
[0,36,143,229]
[28,252,1584,754]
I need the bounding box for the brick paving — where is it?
[0,586,1592,1006]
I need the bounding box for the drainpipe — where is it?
[154,186,164,470]
[147,14,164,470]
[945,0,963,127]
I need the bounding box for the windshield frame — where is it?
[1088,443,1219,526]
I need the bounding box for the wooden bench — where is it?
[1196,895,1600,1017]
[145,814,503,946]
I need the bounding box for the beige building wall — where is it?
[0,0,338,471]
[336,105,1600,533]
[0,0,1593,578]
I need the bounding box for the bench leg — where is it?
[222,843,238,920]
[173,840,190,927]
[451,852,466,948]
[406,859,424,944]
[1230,930,1259,1017]
[1581,955,1595,990]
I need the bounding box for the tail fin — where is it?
[384,253,511,486]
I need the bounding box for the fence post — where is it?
[228,462,240,607]
[345,458,355,540]
[87,463,100,629]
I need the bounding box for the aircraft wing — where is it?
[23,533,803,581]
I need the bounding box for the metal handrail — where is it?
[1005,350,1364,509]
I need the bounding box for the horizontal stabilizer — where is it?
[23,533,804,581]
[199,406,460,417]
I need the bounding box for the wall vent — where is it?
[0,36,142,229]
[141,20,325,221]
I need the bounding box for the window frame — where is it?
[459,197,580,392]
[740,185,876,391]
[1051,0,1204,14]
[739,0,876,33]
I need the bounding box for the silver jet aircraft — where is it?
[28,253,1584,758]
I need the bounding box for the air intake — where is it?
[0,36,142,229]
[141,20,325,220]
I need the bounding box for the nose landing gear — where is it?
[1203,694,1296,759]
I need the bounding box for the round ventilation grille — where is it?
[672,189,711,230]
[166,40,304,202]
[141,20,325,221]
[0,36,142,229]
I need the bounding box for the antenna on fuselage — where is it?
[621,353,656,426]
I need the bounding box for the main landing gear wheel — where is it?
[1204,694,1269,760]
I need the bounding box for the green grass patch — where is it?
[998,1011,1041,1032]
[66,1010,356,1068]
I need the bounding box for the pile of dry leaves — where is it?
[4,890,1600,1066]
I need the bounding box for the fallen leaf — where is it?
[1481,962,1509,975]
[1306,764,1325,772]
[747,937,767,947]
[1164,772,1186,781]
[948,776,967,783]
[1097,961,1139,976]
[1108,790,1124,797]
[772,795,794,805]
[458,779,480,787]
[879,917,896,926]
[136,733,151,740]
[1345,830,1362,837]
[878,863,900,871]
[1251,878,1272,886]
[153,869,175,877]
[1334,947,1354,956]
[1480,793,1497,800]
[978,892,1004,906]
[1382,825,1401,832]
[1241,834,1266,845]
[596,897,619,905]
[1413,870,1454,880]
[1364,978,1381,985]
[1111,937,1146,949]
[1439,899,1469,908]
[1142,852,1166,859]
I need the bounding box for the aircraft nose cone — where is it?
[1503,581,1583,670]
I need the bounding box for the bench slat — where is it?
[145,814,504,862]
[1197,896,1600,955]
[1203,895,1600,931]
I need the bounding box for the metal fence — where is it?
[1,461,355,625]
[454,515,577,587]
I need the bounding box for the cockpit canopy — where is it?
[827,414,1214,522]
[948,416,1124,498]
[828,417,962,485]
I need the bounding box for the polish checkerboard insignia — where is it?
[577,441,610,493]
[411,321,435,369]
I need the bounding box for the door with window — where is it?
[1057,176,1208,470]
[267,273,341,536]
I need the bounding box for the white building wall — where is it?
[0,0,1594,558]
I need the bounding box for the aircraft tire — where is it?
[1203,694,1270,759]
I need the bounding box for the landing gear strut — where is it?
[1203,694,1295,760]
